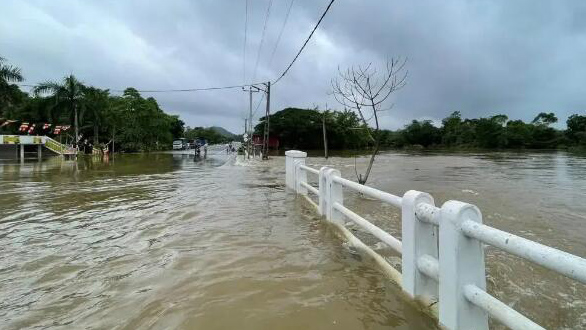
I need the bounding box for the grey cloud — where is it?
[1,0,585,133]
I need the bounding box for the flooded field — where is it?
[1,151,585,329]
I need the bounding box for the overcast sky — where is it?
[2,0,585,133]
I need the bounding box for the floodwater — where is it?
[0,150,585,329]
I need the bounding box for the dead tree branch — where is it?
[331,57,407,184]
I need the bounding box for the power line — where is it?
[251,92,265,118]
[252,0,274,83]
[16,82,266,93]
[273,0,336,86]
[267,0,295,67]
[243,0,249,84]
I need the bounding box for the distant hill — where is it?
[210,126,236,138]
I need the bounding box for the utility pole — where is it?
[243,86,260,158]
[262,81,270,160]
[323,110,328,159]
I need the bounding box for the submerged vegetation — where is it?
[257,108,586,151]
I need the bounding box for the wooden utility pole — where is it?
[323,111,328,159]
[262,81,271,160]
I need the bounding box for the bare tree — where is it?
[331,58,407,184]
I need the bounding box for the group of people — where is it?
[226,142,236,154]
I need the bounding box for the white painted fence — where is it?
[285,150,586,330]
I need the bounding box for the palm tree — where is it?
[34,75,85,146]
[0,57,25,115]
[0,57,23,84]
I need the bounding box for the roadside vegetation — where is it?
[0,57,184,152]
[257,108,586,151]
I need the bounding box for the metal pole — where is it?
[248,88,253,158]
[249,89,253,133]
[262,81,270,160]
[323,111,328,159]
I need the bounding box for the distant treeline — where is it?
[184,126,238,144]
[1,57,184,152]
[256,108,586,150]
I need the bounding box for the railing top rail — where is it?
[299,164,319,175]
[332,175,402,208]
[461,220,586,284]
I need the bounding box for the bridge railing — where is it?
[285,150,586,330]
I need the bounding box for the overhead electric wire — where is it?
[243,0,249,84]
[272,0,336,86]
[16,0,336,98]
[267,0,295,67]
[17,82,265,93]
[251,0,274,83]
[251,93,265,118]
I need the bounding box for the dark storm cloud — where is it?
[2,0,585,132]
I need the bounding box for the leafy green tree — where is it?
[532,112,558,126]
[505,120,532,148]
[403,120,441,147]
[169,116,185,139]
[441,111,464,146]
[82,87,110,144]
[109,88,173,151]
[475,115,508,148]
[185,127,228,144]
[566,114,586,146]
[530,112,559,148]
[254,107,372,150]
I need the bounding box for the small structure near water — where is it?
[0,135,76,160]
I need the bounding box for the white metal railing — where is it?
[284,150,586,330]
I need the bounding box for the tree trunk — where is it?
[74,103,79,147]
[94,122,99,145]
[359,140,380,184]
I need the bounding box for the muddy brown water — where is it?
[1,151,585,329]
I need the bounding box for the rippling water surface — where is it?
[1,150,585,329]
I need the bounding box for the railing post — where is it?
[318,166,329,216]
[401,190,438,300]
[294,160,307,195]
[285,150,307,191]
[325,169,343,225]
[439,201,488,330]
